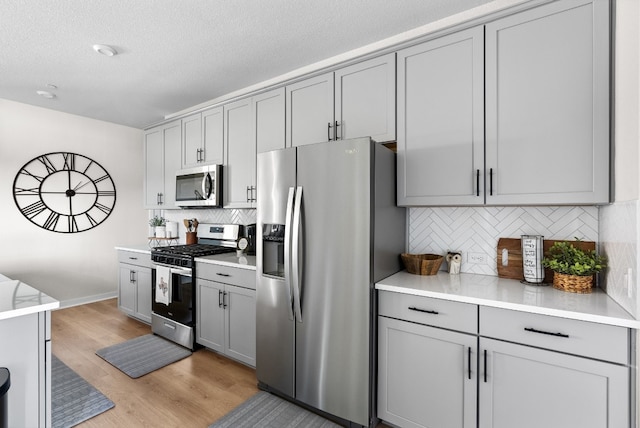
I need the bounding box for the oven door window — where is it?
[152,270,194,326]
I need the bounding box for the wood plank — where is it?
[51,299,259,427]
[496,238,596,281]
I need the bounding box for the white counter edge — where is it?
[0,300,59,321]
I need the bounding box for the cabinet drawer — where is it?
[117,250,152,268]
[197,263,256,289]
[378,291,477,334]
[480,306,629,364]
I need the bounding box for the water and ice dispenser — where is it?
[262,224,285,278]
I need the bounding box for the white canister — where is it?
[165,221,178,238]
[521,235,544,284]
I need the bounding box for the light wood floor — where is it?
[51,298,259,427]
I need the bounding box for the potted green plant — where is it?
[542,240,607,294]
[149,215,166,238]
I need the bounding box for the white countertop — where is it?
[0,276,60,321]
[115,245,152,254]
[196,252,257,270]
[376,271,640,329]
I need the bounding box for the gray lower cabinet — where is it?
[117,250,152,323]
[479,337,628,428]
[378,292,632,428]
[0,311,51,427]
[196,264,256,367]
[378,316,477,428]
[479,306,630,428]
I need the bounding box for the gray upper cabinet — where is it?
[182,113,202,168]
[286,72,334,147]
[144,120,181,208]
[201,106,225,165]
[224,97,255,208]
[334,53,396,143]
[254,88,286,153]
[397,27,484,206]
[182,107,224,168]
[286,53,396,147]
[484,0,610,205]
[398,0,609,207]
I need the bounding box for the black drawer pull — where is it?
[216,272,231,277]
[408,306,438,315]
[524,327,569,338]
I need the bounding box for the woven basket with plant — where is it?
[542,240,607,294]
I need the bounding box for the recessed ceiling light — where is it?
[93,44,117,57]
[36,90,56,99]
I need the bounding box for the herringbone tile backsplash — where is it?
[408,206,599,275]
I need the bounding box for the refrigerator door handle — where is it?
[291,185,303,323]
[283,187,296,321]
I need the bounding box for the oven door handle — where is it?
[170,268,192,277]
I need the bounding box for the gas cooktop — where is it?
[152,244,234,258]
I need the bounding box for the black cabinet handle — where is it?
[335,120,341,140]
[483,349,487,383]
[216,272,231,277]
[327,122,333,141]
[223,291,228,308]
[524,327,570,338]
[408,306,439,315]
[468,347,472,380]
[476,169,480,196]
[489,168,493,196]
[218,290,223,308]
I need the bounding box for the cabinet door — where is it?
[118,265,136,317]
[202,106,224,165]
[335,53,395,142]
[286,72,334,147]
[254,88,286,153]
[479,338,629,428]
[162,121,182,208]
[225,284,256,367]
[485,0,610,204]
[224,98,255,208]
[134,267,152,323]
[182,113,202,168]
[0,313,43,427]
[196,279,225,352]
[143,128,164,208]
[378,316,477,428]
[397,27,484,206]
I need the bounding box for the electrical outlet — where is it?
[468,252,487,265]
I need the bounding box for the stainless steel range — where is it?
[150,224,240,349]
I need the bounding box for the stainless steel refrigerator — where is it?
[256,137,405,427]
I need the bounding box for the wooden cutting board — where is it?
[496,238,595,281]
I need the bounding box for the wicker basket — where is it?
[552,272,594,294]
[401,253,444,276]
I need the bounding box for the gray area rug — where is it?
[52,355,114,428]
[95,334,191,378]
[209,391,342,428]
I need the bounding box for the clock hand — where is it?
[74,181,91,191]
[72,181,84,191]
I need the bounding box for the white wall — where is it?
[0,99,147,306]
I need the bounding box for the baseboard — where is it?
[58,291,118,309]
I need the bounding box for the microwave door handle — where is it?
[202,173,213,199]
[284,187,296,321]
[291,186,303,323]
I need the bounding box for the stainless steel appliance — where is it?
[150,224,239,349]
[175,164,222,208]
[256,138,405,427]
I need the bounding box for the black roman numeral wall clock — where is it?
[12,152,116,233]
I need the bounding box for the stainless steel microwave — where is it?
[175,164,222,207]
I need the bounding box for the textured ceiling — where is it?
[0,0,493,129]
